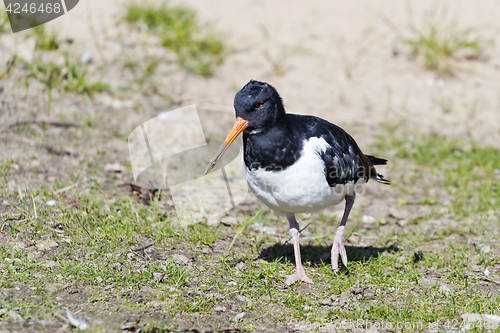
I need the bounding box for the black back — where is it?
[243,114,377,186]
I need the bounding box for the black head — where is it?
[204,81,287,175]
[234,80,287,132]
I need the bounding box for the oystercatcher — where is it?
[205,80,390,285]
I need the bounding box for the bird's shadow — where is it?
[258,241,399,272]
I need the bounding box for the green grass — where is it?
[1,23,109,114]
[19,53,109,114]
[0,55,15,81]
[379,131,500,217]
[123,2,227,77]
[0,9,9,33]
[0,159,15,179]
[123,55,162,94]
[31,25,60,51]
[402,21,488,75]
[1,131,500,331]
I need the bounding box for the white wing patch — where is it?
[242,137,363,215]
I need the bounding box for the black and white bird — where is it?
[205,80,390,285]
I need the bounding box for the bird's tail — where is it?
[366,155,387,165]
[374,173,391,185]
[365,154,391,185]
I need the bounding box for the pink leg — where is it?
[331,226,347,272]
[285,215,313,285]
[331,193,355,273]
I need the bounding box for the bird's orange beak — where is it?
[204,117,249,175]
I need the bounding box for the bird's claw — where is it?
[285,270,314,285]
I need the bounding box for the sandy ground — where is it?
[3,0,500,144]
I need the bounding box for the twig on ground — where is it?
[2,120,82,131]
[157,272,166,283]
[481,276,499,284]
[132,243,154,252]
[54,184,79,194]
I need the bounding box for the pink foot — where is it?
[331,226,348,273]
[285,269,314,285]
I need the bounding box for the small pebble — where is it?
[494,169,499,175]
[361,215,376,224]
[236,295,247,302]
[347,234,360,244]
[172,254,190,265]
[235,312,246,321]
[480,245,492,254]
[396,256,406,263]
[471,264,482,272]
[363,289,375,299]
[41,319,53,327]
[439,283,451,295]
[221,216,239,226]
[396,219,408,227]
[46,200,57,206]
[214,305,227,312]
[36,239,59,251]
[45,260,60,268]
[426,77,444,87]
[121,322,138,331]
[227,281,237,286]
[44,283,63,293]
[235,262,247,271]
[81,52,92,64]
[207,215,222,227]
[6,310,22,321]
[318,298,332,306]
[484,268,490,277]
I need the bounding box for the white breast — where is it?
[242,137,363,215]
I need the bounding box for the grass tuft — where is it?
[19,53,109,113]
[0,9,10,33]
[379,131,500,216]
[31,25,60,51]
[402,21,489,75]
[123,2,228,77]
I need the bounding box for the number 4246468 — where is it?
[6,2,62,14]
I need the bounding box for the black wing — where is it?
[288,114,389,186]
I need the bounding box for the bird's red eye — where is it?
[255,103,263,109]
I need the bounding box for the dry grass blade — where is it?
[227,210,260,252]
